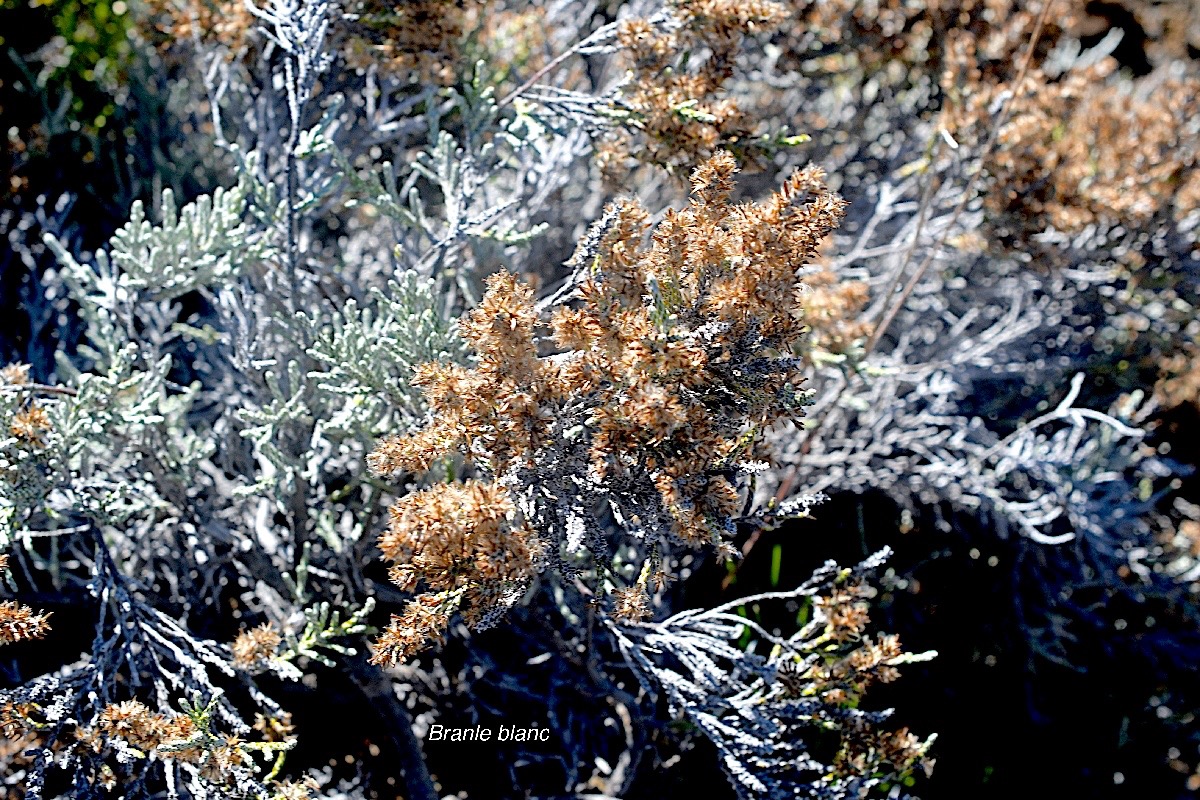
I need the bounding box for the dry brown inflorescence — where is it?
[769,572,936,781]
[96,699,203,753]
[599,0,786,179]
[231,621,284,672]
[2,696,300,791]
[0,554,51,648]
[338,0,485,83]
[146,0,483,82]
[0,365,53,649]
[778,0,1083,81]
[943,48,1200,240]
[796,266,870,356]
[143,0,258,53]
[367,151,847,664]
[779,1,1200,411]
[933,5,1200,408]
[93,700,270,786]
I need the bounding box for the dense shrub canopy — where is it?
[1,0,1198,798]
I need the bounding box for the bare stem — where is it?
[0,383,78,397]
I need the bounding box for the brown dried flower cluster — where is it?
[4,363,53,446]
[784,583,909,706]
[253,711,296,742]
[0,554,51,647]
[146,0,482,82]
[271,778,319,800]
[368,152,845,664]
[813,581,873,643]
[855,0,1196,246]
[836,721,934,782]
[96,699,197,752]
[933,12,1200,411]
[612,584,652,623]
[1,699,37,740]
[464,3,552,86]
[947,54,1200,238]
[0,363,30,386]
[563,154,846,518]
[599,0,785,178]
[95,699,266,784]
[369,272,560,478]
[231,622,283,672]
[1158,348,1200,410]
[0,700,40,784]
[371,593,456,666]
[0,600,51,647]
[771,577,934,782]
[9,404,51,446]
[1,695,292,790]
[797,268,870,355]
[777,0,1083,82]
[339,0,484,83]
[757,0,1200,241]
[143,0,257,53]
[369,481,542,665]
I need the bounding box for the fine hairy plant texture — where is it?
[2,0,1200,797]
[610,547,936,800]
[721,0,1200,792]
[0,0,929,796]
[367,151,847,662]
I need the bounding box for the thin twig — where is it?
[0,383,78,397]
[772,0,1058,511]
[862,135,945,349]
[497,21,621,109]
[865,0,1056,355]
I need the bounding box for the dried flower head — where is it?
[798,269,870,355]
[815,582,873,643]
[253,711,296,743]
[1,700,38,739]
[97,700,167,751]
[9,405,51,446]
[601,0,785,177]
[272,778,319,800]
[958,60,1200,241]
[0,363,30,385]
[370,594,456,666]
[0,600,51,647]
[144,0,257,54]
[198,737,249,783]
[340,0,485,83]
[368,153,845,663]
[612,585,652,623]
[231,623,283,671]
[836,720,935,783]
[147,0,482,83]
[368,480,542,664]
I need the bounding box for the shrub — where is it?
[2,0,1198,797]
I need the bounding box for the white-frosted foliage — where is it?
[43,172,268,368]
[306,273,468,438]
[2,159,462,797]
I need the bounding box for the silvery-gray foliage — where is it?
[611,548,937,800]
[5,0,1198,797]
[1,0,755,795]
[758,30,1200,676]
